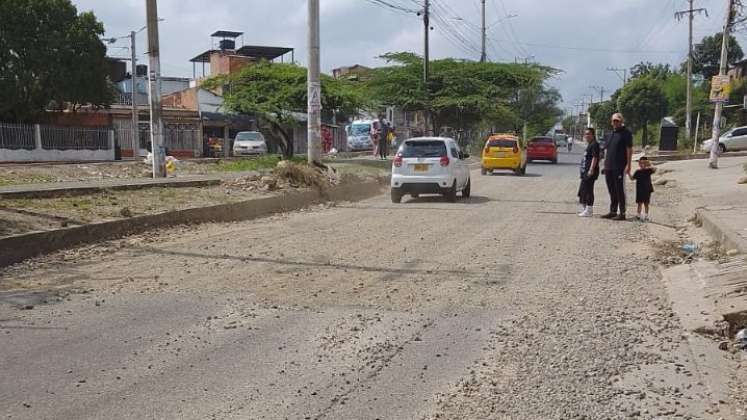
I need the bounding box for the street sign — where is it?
[709,75,731,103]
[308,82,322,112]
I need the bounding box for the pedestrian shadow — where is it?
[133,245,486,279]
[484,172,542,178]
[528,161,578,166]
[403,195,492,205]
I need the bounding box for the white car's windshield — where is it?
[236,132,260,141]
[350,124,370,136]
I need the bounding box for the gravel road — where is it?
[0,150,734,419]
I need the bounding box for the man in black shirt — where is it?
[601,113,633,221]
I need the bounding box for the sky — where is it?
[72,0,736,111]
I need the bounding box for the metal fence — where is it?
[1,122,112,151]
[0,123,36,150]
[40,125,111,150]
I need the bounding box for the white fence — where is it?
[0,122,114,162]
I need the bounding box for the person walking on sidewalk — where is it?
[601,113,633,221]
[631,156,656,221]
[578,128,600,217]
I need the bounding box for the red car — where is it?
[527,136,558,164]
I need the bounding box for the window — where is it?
[529,137,554,144]
[401,141,447,158]
[451,146,459,158]
[350,124,371,136]
[235,132,260,141]
[487,139,516,148]
[731,128,747,137]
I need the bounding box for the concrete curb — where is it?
[0,180,386,268]
[695,208,747,254]
[649,151,747,162]
[0,178,222,199]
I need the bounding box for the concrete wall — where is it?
[0,148,114,162]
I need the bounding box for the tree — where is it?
[689,32,744,80]
[0,0,113,122]
[588,95,619,131]
[209,62,364,158]
[364,52,561,136]
[630,62,673,81]
[617,78,668,146]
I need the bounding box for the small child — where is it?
[631,156,656,221]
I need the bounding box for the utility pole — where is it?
[307,0,322,164]
[607,67,628,85]
[709,0,735,169]
[480,0,487,62]
[676,1,708,145]
[130,31,139,158]
[145,0,165,177]
[423,0,431,135]
[590,85,605,103]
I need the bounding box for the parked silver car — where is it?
[232,131,268,156]
[702,126,747,153]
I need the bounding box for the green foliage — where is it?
[630,62,673,81]
[618,78,668,146]
[208,61,365,157]
[213,155,305,172]
[0,0,112,121]
[364,52,562,136]
[689,32,744,80]
[588,91,618,130]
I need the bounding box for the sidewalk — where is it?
[659,156,747,253]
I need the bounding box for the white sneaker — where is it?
[641,213,648,222]
[579,207,593,217]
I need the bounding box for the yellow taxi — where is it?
[480,134,527,176]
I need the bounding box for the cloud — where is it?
[72,0,730,110]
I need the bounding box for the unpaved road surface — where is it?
[0,150,738,419]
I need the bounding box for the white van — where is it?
[345,120,377,151]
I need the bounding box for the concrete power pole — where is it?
[307,0,322,164]
[480,0,487,62]
[130,31,139,159]
[676,1,708,145]
[145,0,165,178]
[709,0,735,169]
[423,0,431,135]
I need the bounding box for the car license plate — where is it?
[414,164,429,172]
[492,152,506,158]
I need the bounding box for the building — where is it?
[189,31,294,80]
[332,64,371,81]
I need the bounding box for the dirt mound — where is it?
[224,161,339,192]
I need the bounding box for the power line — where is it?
[635,0,678,50]
[361,0,420,14]
[496,0,529,57]
[487,38,685,54]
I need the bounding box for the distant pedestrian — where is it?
[631,156,656,221]
[601,113,633,221]
[577,128,600,217]
[378,114,391,160]
[372,120,380,158]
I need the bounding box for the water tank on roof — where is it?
[136,64,148,77]
[219,39,236,51]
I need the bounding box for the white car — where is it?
[702,126,747,153]
[390,137,471,203]
[345,120,375,151]
[232,131,268,156]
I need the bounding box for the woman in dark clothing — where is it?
[578,128,601,217]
